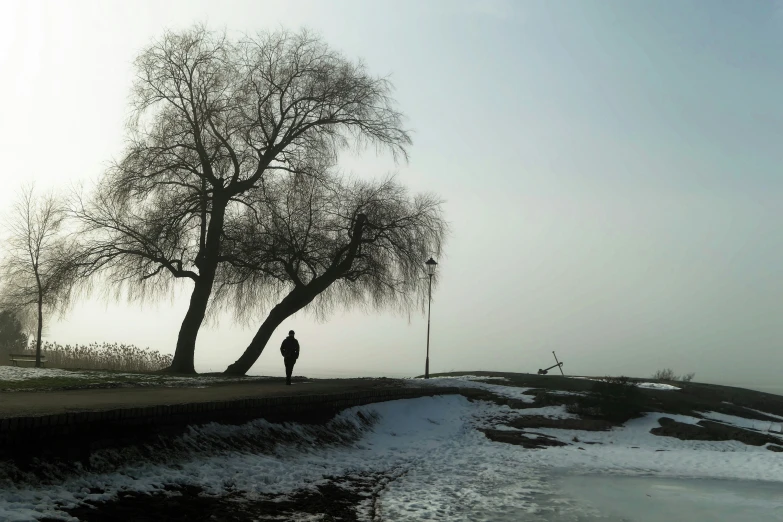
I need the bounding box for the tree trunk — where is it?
[224,215,368,376]
[224,305,290,376]
[167,196,228,374]
[168,277,214,374]
[224,286,319,376]
[35,292,43,368]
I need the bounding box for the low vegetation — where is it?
[652,368,696,382]
[10,341,172,372]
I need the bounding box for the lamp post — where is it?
[424,257,438,379]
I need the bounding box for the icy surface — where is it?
[566,377,681,391]
[636,382,680,390]
[558,475,783,522]
[2,383,783,520]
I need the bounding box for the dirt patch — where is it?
[651,417,783,450]
[507,415,617,431]
[480,428,569,449]
[463,390,536,410]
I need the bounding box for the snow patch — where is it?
[428,375,509,382]
[698,411,783,435]
[0,366,274,386]
[636,382,681,391]
[743,407,783,421]
[411,376,534,403]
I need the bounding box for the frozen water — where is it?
[557,475,783,521]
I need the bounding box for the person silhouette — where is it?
[280,330,300,385]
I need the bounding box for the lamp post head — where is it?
[425,257,438,276]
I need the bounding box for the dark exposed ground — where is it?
[480,428,570,449]
[40,472,393,522]
[0,376,402,417]
[651,416,782,446]
[507,415,616,431]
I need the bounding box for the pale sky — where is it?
[1,0,782,390]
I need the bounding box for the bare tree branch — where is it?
[218,167,448,375]
[70,26,412,374]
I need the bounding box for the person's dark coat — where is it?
[280,337,300,360]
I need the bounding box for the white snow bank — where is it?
[636,382,680,390]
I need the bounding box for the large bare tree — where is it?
[0,186,79,367]
[73,26,410,373]
[215,170,446,376]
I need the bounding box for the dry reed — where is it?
[18,340,172,372]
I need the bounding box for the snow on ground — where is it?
[744,407,783,421]
[3,391,783,520]
[636,382,680,390]
[511,409,783,482]
[0,367,92,382]
[2,379,783,520]
[0,366,272,385]
[409,375,535,403]
[566,376,681,391]
[698,410,783,434]
[428,375,509,382]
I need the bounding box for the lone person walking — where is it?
[280,330,300,385]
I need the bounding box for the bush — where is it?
[652,368,696,383]
[652,368,677,381]
[14,340,172,372]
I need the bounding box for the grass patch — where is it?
[0,369,276,392]
[0,375,143,391]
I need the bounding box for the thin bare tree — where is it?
[215,169,446,375]
[72,26,411,373]
[0,185,80,367]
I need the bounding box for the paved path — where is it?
[0,378,414,418]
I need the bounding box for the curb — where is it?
[0,386,465,460]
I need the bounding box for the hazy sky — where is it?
[1,0,782,389]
